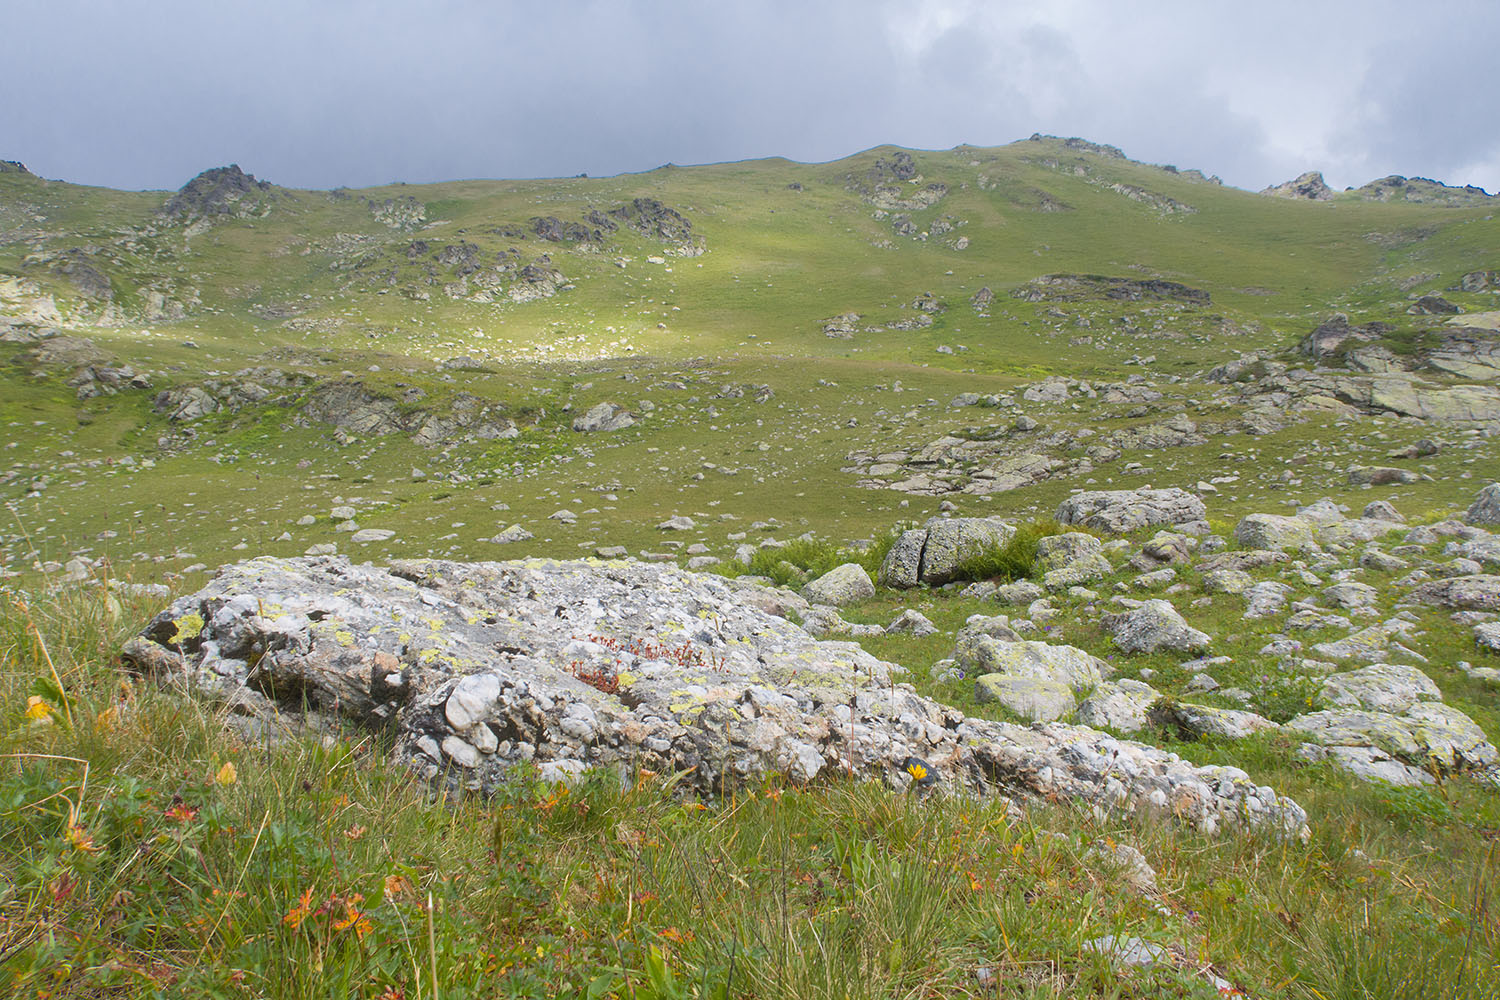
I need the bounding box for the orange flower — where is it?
[283,888,314,929]
[163,802,198,823]
[344,824,367,840]
[333,897,373,938]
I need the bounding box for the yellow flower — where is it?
[25,696,54,722]
[906,760,928,782]
[216,761,238,786]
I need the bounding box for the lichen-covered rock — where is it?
[1076,679,1161,733]
[1408,575,1500,611]
[1466,484,1500,526]
[801,563,875,606]
[1055,488,1207,535]
[878,529,926,588]
[1148,702,1279,741]
[1286,703,1499,782]
[121,555,1308,837]
[1319,663,1442,714]
[954,636,1111,689]
[1234,514,1316,552]
[1036,532,1113,590]
[1105,600,1211,654]
[974,674,1077,722]
[919,517,1016,585]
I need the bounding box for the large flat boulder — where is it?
[1055,488,1207,534]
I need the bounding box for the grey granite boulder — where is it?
[974,674,1077,722]
[919,517,1016,585]
[801,563,875,606]
[1465,483,1500,526]
[1234,514,1316,553]
[1075,679,1161,733]
[1055,488,1207,535]
[1105,600,1211,654]
[878,529,927,588]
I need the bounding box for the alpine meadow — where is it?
[1,132,1499,998]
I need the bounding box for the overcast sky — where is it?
[5,0,1498,195]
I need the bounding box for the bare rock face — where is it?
[1261,171,1334,201]
[162,165,274,220]
[120,556,1308,837]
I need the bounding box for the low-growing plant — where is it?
[950,518,1064,584]
[747,536,847,587]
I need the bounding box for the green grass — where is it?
[2,580,1497,998]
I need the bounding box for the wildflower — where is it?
[66,822,100,854]
[215,761,238,786]
[333,897,373,938]
[163,801,198,823]
[383,874,412,899]
[903,756,937,787]
[26,696,55,723]
[283,888,314,929]
[344,824,367,840]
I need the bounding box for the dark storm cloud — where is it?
[2,0,1498,193]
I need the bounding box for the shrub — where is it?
[950,519,1062,584]
[748,536,847,588]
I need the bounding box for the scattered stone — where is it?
[489,524,533,544]
[801,563,876,607]
[1105,600,1211,654]
[1234,514,1316,553]
[572,402,636,433]
[887,609,939,637]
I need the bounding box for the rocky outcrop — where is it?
[1012,274,1210,306]
[120,556,1309,837]
[1299,314,1392,360]
[571,402,635,433]
[1261,171,1333,201]
[162,165,274,220]
[1352,175,1494,206]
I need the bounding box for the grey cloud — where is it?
[1,0,1496,193]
